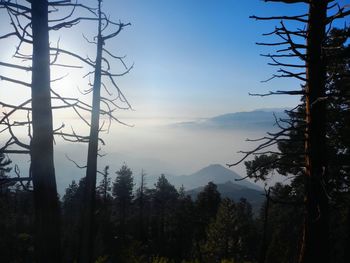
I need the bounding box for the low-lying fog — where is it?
[6,109,285,194]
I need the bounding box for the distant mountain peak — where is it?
[208,163,225,168]
[189,164,262,191]
[199,163,228,172]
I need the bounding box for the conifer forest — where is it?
[0,0,349,263]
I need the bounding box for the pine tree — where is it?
[62,180,80,262]
[113,164,134,238]
[173,188,195,261]
[205,198,237,262]
[196,182,221,226]
[152,174,179,257]
[194,182,221,261]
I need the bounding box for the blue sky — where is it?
[93,0,312,119]
[2,0,347,120]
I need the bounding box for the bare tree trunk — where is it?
[78,1,103,262]
[300,1,329,263]
[30,0,61,262]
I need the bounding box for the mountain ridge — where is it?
[171,108,288,130]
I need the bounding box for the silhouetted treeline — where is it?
[1,160,350,263]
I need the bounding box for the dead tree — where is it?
[0,1,104,261]
[228,1,350,263]
[78,1,131,262]
[30,1,62,261]
[0,0,62,260]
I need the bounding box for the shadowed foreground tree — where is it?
[245,26,350,263]
[300,2,329,262]
[30,1,61,261]
[0,0,64,260]
[0,0,104,260]
[229,1,350,263]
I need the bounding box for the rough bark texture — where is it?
[31,0,61,262]
[78,1,103,262]
[299,1,330,263]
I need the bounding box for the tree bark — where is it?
[30,0,61,262]
[299,1,330,263]
[78,1,103,262]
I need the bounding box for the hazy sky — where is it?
[46,0,315,121]
[2,0,347,120]
[97,0,347,119]
[1,0,349,187]
[100,0,305,119]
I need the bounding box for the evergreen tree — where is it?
[113,164,134,209]
[62,180,79,220]
[194,182,221,260]
[196,182,221,223]
[0,154,34,262]
[113,164,134,239]
[95,167,114,261]
[152,174,179,257]
[244,26,350,263]
[153,174,179,203]
[263,184,303,263]
[172,186,195,262]
[134,169,147,242]
[62,180,80,262]
[205,198,238,262]
[205,198,257,263]
[235,198,257,262]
